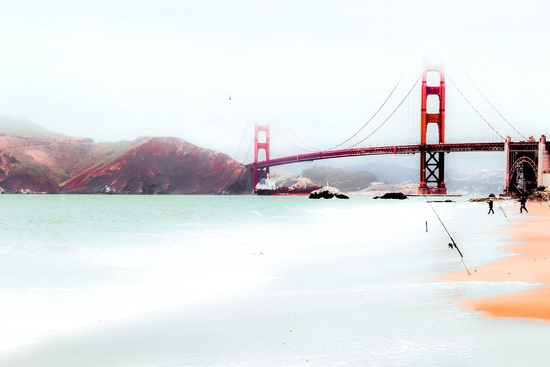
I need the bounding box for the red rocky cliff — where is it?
[61,137,252,194]
[0,120,252,194]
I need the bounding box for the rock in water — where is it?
[309,186,349,199]
[100,185,115,194]
[376,192,408,200]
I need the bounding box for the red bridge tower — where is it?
[253,123,270,188]
[418,62,447,195]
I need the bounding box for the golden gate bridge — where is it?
[243,62,549,195]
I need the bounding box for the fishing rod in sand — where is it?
[484,180,509,206]
[534,187,550,209]
[533,192,550,209]
[409,176,471,275]
[483,180,510,223]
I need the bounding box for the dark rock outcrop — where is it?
[373,192,408,200]
[309,186,349,199]
[0,173,58,193]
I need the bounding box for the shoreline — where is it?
[435,203,550,321]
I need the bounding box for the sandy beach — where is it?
[436,202,550,320]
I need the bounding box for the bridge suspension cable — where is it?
[346,75,421,148]
[233,122,249,160]
[273,126,317,153]
[327,73,407,151]
[445,71,505,141]
[242,139,253,164]
[460,66,528,141]
[286,126,321,152]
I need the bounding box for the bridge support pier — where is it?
[539,135,550,187]
[419,150,447,195]
[503,135,550,195]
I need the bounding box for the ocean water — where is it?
[0,195,549,366]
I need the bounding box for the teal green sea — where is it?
[0,195,548,366]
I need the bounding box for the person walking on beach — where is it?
[487,198,494,214]
[519,196,528,213]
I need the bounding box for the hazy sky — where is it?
[1,0,548,164]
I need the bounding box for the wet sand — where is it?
[436,203,550,320]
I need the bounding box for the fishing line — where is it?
[535,198,550,209]
[534,187,550,209]
[511,181,533,218]
[408,176,471,275]
[483,179,510,223]
[234,122,249,160]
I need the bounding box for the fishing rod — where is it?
[511,181,533,218]
[534,186,550,209]
[409,176,471,275]
[483,180,510,223]
[532,193,550,209]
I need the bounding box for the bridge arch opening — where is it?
[426,70,442,86]
[257,131,267,144]
[256,150,267,162]
[426,94,440,114]
[509,156,538,194]
[425,124,441,144]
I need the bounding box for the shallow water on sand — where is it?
[0,195,548,366]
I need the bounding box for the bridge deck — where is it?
[246,142,522,169]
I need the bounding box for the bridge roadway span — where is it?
[246,142,508,169]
